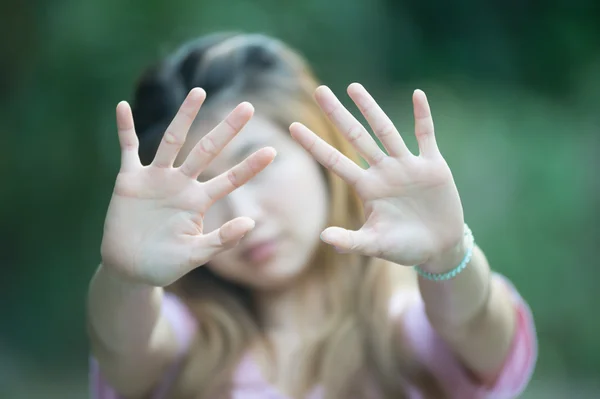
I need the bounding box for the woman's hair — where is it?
[131,33,444,399]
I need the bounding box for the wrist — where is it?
[97,263,158,291]
[419,228,470,274]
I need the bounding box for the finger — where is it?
[115,101,142,172]
[314,86,386,165]
[179,102,254,179]
[152,88,206,168]
[202,147,277,204]
[190,217,255,265]
[347,83,410,158]
[413,89,439,158]
[289,122,364,186]
[320,226,379,257]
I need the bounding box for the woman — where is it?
[88,33,536,398]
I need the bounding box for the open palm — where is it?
[101,88,276,286]
[290,84,464,266]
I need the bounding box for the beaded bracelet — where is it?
[414,224,474,281]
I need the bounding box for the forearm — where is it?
[88,263,165,353]
[87,264,177,395]
[418,243,516,383]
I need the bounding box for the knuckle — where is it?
[359,101,376,118]
[325,150,341,169]
[227,169,241,188]
[306,135,318,152]
[325,103,341,118]
[178,163,192,177]
[122,142,137,152]
[377,123,396,138]
[348,233,358,251]
[370,151,386,165]
[245,157,259,173]
[346,124,364,143]
[162,130,181,146]
[180,107,196,123]
[217,228,227,246]
[198,135,217,155]
[224,117,239,134]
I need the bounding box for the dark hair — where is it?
[131,32,295,165]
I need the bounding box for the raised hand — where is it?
[101,88,276,286]
[290,84,464,269]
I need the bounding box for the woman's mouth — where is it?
[242,239,278,264]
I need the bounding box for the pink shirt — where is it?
[90,274,537,399]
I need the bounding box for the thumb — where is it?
[190,217,255,265]
[320,227,378,256]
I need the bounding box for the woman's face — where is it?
[179,111,329,290]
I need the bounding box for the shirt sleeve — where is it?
[398,273,537,399]
[89,291,198,399]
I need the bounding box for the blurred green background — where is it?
[1,0,599,397]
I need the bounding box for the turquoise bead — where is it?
[413,224,474,282]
